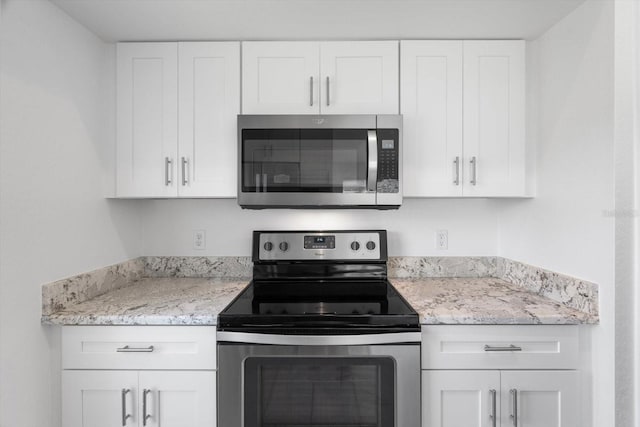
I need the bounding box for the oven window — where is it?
[244,357,394,427]
[241,129,369,193]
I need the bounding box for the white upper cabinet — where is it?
[401,41,464,197]
[401,40,526,197]
[178,42,240,197]
[242,42,320,114]
[117,43,178,198]
[116,42,240,198]
[463,40,526,197]
[242,41,399,114]
[320,41,399,114]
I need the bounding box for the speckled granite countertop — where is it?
[42,278,248,326]
[43,276,596,326]
[393,278,595,324]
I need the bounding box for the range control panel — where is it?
[255,230,386,261]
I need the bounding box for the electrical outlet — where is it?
[193,230,206,250]
[436,230,448,250]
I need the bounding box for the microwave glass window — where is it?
[242,129,368,193]
[244,357,394,427]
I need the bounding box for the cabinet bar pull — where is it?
[165,157,173,186]
[489,389,497,427]
[470,156,477,185]
[117,345,155,353]
[326,76,330,106]
[181,157,188,186]
[143,389,152,426]
[121,388,131,426]
[453,156,460,185]
[510,388,518,427]
[484,344,522,352]
[310,76,314,106]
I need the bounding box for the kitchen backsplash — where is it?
[42,255,598,317]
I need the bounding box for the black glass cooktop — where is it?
[217,280,420,334]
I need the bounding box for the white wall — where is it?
[140,198,500,256]
[0,1,142,426]
[497,1,615,425]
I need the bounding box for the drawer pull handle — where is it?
[484,344,522,352]
[117,345,155,353]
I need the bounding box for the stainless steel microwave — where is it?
[238,115,402,209]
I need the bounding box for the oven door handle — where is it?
[216,331,421,346]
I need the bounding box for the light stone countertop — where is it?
[393,277,596,324]
[42,276,596,326]
[42,278,249,326]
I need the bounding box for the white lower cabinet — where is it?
[61,326,216,427]
[423,370,578,427]
[62,371,215,427]
[421,326,580,427]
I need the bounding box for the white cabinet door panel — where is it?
[117,43,178,197]
[63,370,138,427]
[422,370,500,427]
[321,41,399,114]
[401,41,463,197]
[242,42,319,114]
[463,41,525,196]
[178,42,240,197]
[500,371,579,427]
[139,371,216,427]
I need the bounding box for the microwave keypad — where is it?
[376,130,399,193]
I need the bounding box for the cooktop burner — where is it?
[217,230,419,334]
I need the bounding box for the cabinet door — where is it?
[117,43,178,197]
[320,41,399,114]
[242,42,319,114]
[62,370,138,427]
[401,41,463,197]
[178,42,240,197]
[500,371,578,427]
[463,41,525,197]
[423,370,500,427]
[138,371,216,427]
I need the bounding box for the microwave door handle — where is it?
[367,130,378,193]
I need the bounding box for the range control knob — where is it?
[279,241,289,252]
[263,241,274,251]
[366,241,376,251]
[350,241,360,251]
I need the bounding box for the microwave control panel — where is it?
[377,129,399,193]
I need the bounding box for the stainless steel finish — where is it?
[121,389,131,426]
[239,114,376,130]
[490,389,497,427]
[453,156,460,185]
[116,345,155,353]
[326,76,330,106]
[470,156,477,185]
[217,331,421,346]
[367,130,378,193]
[237,114,402,208]
[309,76,313,106]
[217,343,420,427]
[142,389,151,426]
[510,389,518,427]
[181,157,188,186]
[484,344,522,352]
[164,157,172,186]
[257,231,381,261]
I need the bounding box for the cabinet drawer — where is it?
[62,326,216,370]
[421,325,578,369]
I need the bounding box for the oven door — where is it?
[217,332,420,427]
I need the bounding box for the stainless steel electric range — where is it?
[217,230,420,427]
